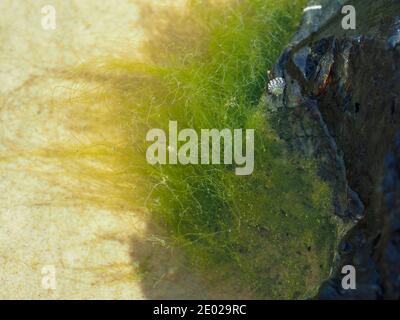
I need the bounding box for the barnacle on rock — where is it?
[268,77,286,96]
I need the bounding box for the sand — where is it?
[0,0,225,299]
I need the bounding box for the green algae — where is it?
[69,0,340,299]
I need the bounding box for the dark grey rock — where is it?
[270,0,400,299]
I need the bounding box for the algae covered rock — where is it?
[271,0,400,299]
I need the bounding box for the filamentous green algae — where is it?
[69,0,340,299]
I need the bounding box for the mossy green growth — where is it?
[78,0,339,299]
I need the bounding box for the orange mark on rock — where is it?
[316,65,334,97]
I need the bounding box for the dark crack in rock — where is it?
[270,0,400,299]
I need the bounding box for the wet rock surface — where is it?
[270,0,400,299]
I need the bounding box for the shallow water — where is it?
[0,0,223,299]
[0,0,332,299]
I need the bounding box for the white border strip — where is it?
[303,5,322,12]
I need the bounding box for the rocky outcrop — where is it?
[270,0,400,299]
